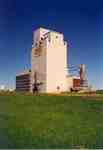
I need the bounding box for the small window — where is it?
[41,37,44,40]
[56,36,58,39]
[57,86,60,91]
[64,42,66,45]
[35,42,38,47]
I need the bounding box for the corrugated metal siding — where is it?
[16,74,31,92]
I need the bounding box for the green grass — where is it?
[0,93,103,148]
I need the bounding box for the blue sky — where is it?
[0,0,103,89]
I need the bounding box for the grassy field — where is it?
[0,93,103,148]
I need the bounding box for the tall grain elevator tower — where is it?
[31,28,68,93]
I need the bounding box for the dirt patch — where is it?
[82,96,103,101]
